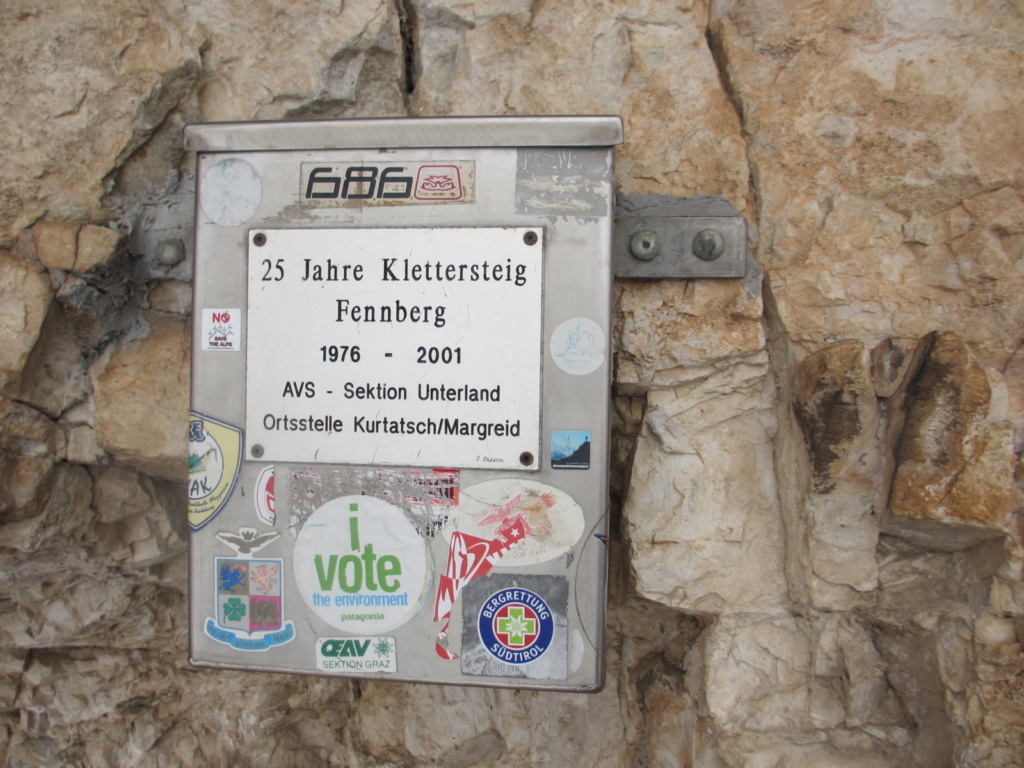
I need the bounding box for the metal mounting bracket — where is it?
[613,193,748,279]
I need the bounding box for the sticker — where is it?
[188,412,243,532]
[478,588,554,664]
[460,574,568,680]
[293,496,430,633]
[255,465,275,525]
[414,166,467,201]
[204,529,295,651]
[288,467,457,539]
[201,308,241,351]
[316,636,397,674]
[432,513,529,660]
[571,629,585,674]
[216,527,279,556]
[551,430,591,470]
[200,158,262,227]
[515,149,610,218]
[549,317,606,376]
[457,479,585,566]
[300,161,475,207]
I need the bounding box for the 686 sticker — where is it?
[300,161,474,207]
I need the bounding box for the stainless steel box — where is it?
[186,116,621,691]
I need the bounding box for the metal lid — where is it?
[184,116,623,152]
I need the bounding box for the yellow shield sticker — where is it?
[188,411,243,531]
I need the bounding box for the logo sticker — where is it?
[478,588,554,665]
[204,528,295,652]
[201,308,241,351]
[316,636,397,674]
[456,479,585,567]
[549,317,606,376]
[460,574,568,680]
[254,465,275,525]
[188,412,243,531]
[414,166,465,201]
[293,496,430,633]
[300,161,474,207]
[551,430,591,470]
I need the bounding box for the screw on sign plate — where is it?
[523,231,538,246]
[519,451,534,466]
[253,232,267,247]
[251,444,264,458]
[629,230,661,261]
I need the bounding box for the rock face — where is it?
[0,0,1022,766]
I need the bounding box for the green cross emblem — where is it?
[497,606,536,647]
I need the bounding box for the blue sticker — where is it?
[478,588,555,665]
[551,430,591,470]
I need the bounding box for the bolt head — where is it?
[154,238,185,266]
[629,230,661,261]
[692,229,725,261]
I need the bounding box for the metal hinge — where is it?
[613,193,748,279]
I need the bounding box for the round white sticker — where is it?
[294,495,430,633]
[458,479,585,566]
[200,158,262,227]
[549,317,606,376]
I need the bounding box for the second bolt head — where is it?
[692,229,725,261]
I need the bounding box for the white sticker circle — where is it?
[457,479,585,566]
[549,317,606,376]
[201,158,262,227]
[294,495,429,633]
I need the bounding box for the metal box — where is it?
[185,116,621,691]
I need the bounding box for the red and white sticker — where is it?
[201,308,241,352]
[254,465,275,526]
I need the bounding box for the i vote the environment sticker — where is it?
[294,495,431,633]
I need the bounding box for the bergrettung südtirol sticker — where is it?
[293,495,430,633]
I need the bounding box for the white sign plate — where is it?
[246,227,543,469]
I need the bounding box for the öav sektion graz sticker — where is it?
[293,495,431,633]
[549,317,605,376]
[188,411,243,532]
[457,479,585,566]
[316,636,397,674]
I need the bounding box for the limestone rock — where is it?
[888,332,1020,548]
[792,343,882,600]
[0,250,52,397]
[0,0,200,246]
[411,0,750,208]
[710,0,1024,361]
[1,464,92,552]
[16,302,89,419]
[625,368,787,615]
[145,280,193,316]
[74,224,122,273]
[616,278,766,391]
[188,0,404,122]
[91,465,187,568]
[90,312,190,481]
[0,397,65,523]
[65,425,104,465]
[32,222,79,271]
